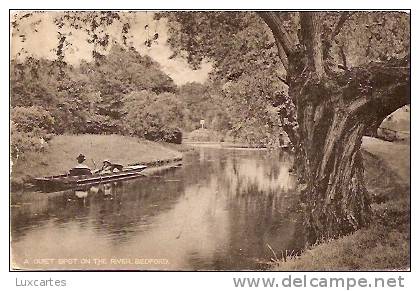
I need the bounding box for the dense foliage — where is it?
[177,82,230,132]
[10,44,184,154]
[11,11,409,152]
[10,42,266,153]
[123,90,184,143]
[158,12,295,146]
[11,106,55,157]
[11,11,295,153]
[156,11,410,241]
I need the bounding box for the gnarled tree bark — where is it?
[259,11,410,243]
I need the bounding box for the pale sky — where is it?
[10,11,213,86]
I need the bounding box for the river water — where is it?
[11,146,303,270]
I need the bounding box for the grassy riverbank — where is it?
[274,137,410,271]
[11,134,183,188]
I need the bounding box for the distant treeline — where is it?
[10,45,229,156]
[11,44,286,158]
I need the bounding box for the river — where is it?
[10,146,304,270]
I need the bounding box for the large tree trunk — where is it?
[292,58,409,243]
[295,90,372,243]
[259,11,410,244]
[292,13,371,243]
[293,71,408,243]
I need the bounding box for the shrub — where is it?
[84,113,124,134]
[11,106,55,133]
[11,106,54,157]
[10,126,48,159]
[123,90,184,143]
[144,127,183,144]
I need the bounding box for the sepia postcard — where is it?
[9,10,410,272]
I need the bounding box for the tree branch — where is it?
[258,11,296,69]
[323,12,353,74]
[300,12,325,78]
[347,58,410,122]
[276,41,289,70]
[317,58,409,178]
[338,44,348,70]
[331,12,353,40]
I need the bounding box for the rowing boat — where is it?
[32,165,147,192]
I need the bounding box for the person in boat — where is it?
[69,154,92,176]
[97,159,124,174]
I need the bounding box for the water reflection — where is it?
[11,148,303,270]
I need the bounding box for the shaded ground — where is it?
[11,134,182,187]
[274,137,410,270]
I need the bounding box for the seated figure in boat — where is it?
[69,154,92,176]
[98,159,123,174]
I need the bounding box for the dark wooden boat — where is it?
[32,165,147,192]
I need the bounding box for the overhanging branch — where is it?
[331,12,353,40]
[346,57,410,122]
[324,12,353,74]
[258,11,296,69]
